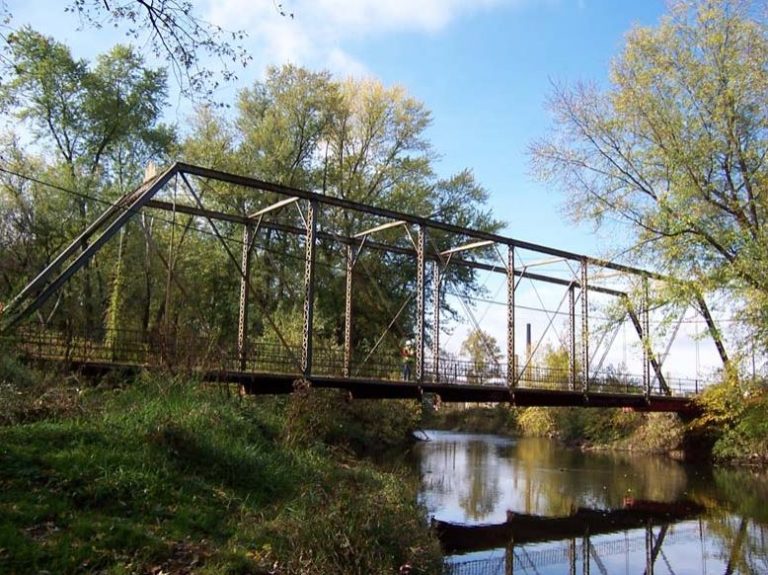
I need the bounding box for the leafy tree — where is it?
[529,0,768,349]
[180,65,503,358]
[460,328,502,385]
[0,29,175,332]
[1,1,257,101]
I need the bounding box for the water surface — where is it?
[415,431,768,574]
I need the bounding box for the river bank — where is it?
[424,391,768,467]
[0,366,442,575]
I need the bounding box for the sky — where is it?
[6,0,729,378]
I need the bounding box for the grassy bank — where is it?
[0,365,441,574]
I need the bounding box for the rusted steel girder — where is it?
[432,260,441,382]
[507,246,516,388]
[237,224,254,371]
[415,225,426,383]
[343,243,354,378]
[581,260,590,393]
[301,201,318,378]
[569,283,577,391]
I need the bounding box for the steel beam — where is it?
[440,239,494,257]
[176,162,672,281]
[343,244,353,377]
[432,261,440,382]
[301,201,318,378]
[581,260,589,393]
[142,199,629,298]
[238,224,254,371]
[3,167,178,331]
[624,293,670,397]
[643,280,651,397]
[507,246,516,388]
[3,172,166,318]
[247,196,299,219]
[695,293,730,367]
[415,225,426,383]
[569,284,577,390]
[352,219,405,238]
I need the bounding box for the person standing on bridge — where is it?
[401,339,415,381]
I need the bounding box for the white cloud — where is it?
[204,0,521,81]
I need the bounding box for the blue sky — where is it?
[10,0,726,376]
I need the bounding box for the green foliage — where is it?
[703,379,768,462]
[517,407,558,438]
[0,377,441,574]
[460,329,502,385]
[282,381,422,457]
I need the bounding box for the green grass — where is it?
[0,373,441,574]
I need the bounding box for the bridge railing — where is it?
[8,327,705,396]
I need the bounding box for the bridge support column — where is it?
[581,260,589,394]
[432,261,440,382]
[643,279,651,398]
[569,283,576,391]
[415,225,426,383]
[301,201,318,378]
[343,244,353,377]
[237,224,254,371]
[507,245,516,388]
[569,538,577,575]
[645,522,654,575]
[583,531,590,575]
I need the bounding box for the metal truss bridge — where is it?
[1,163,729,412]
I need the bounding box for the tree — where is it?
[461,329,502,385]
[529,0,768,348]
[0,29,175,331]
[1,1,258,101]
[180,65,503,355]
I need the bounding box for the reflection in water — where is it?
[415,431,768,575]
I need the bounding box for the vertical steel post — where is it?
[237,224,253,371]
[645,522,654,575]
[643,278,651,398]
[581,260,589,393]
[343,243,353,378]
[569,284,576,390]
[507,245,516,388]
[583,531,590,575]
[415,225,426,383]
[569,538,577,575]
[301,200,318,378]
[432,260,440,382]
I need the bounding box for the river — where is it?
[414,431,768,575]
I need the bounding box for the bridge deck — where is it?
[10,327,703,413]
[58,359,699,413]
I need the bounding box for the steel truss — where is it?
[1,162,730,390]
